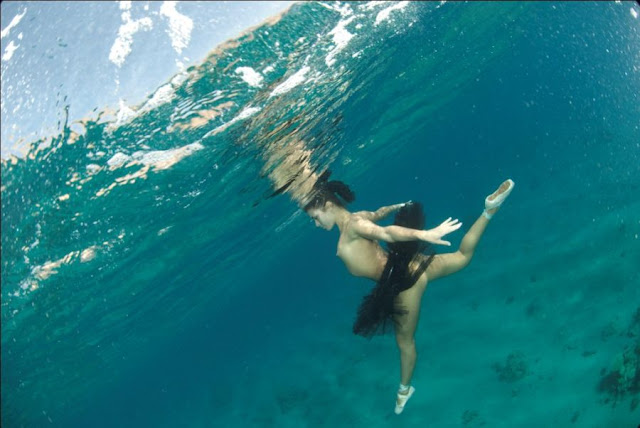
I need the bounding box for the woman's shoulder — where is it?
[344,212,381,240]
[351,210,374,221]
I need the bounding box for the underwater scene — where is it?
[2,1,639,427]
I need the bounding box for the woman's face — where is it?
[307,206,334,230]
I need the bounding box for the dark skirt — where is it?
[352,202,435,338]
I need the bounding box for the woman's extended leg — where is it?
[393,210,493,412]
[393,272,427,414]
[391,179,514,414]
[427,179,514,282]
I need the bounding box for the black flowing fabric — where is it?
[352,202,435,338]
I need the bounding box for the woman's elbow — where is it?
[382,232,397,243]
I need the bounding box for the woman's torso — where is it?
[336,213,432,284]
[336,215,388,281]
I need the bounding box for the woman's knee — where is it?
[451,250,472,273]
[395,334,415,351]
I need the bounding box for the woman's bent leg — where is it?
[426,213,490,281]
[427,179,513,282]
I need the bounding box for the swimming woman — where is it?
[304,172,514,414]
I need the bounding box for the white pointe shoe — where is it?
[394,386,415,415]
[483,179,515,219]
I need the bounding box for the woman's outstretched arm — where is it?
[350,217,462,246]
[359,202,410,222]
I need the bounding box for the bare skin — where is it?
[307,179,514,410]
[254,116,514,411]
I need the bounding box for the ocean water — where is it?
[2,2,639,427]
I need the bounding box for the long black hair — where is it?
[303,170,355,211]
[352,202,435,337]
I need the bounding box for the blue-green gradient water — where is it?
[2,2,640,427]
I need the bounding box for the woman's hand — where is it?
[420,217,462,246]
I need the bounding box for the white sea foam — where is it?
[318,2,353,17]
[86,164,102,174]
[269,66,310,97]
[131,142,204,169]
[109,2,153,67]
[235,67,264,87]
[139,83,175,113]
[107,142,203,174]
[632,7,639,19]
[1,8,27,39]
[97,143,204,197]
[107,152,131,168]
[235,106,261,121]
[139,71,188,112]
[360,1,387,11]
[1,9,27,62]
[204,106,262,137]
[171,71,188,87]
[374,1,409,26]
[113,99,138,127]
[160,1,193,54]
[108,71,187,129]
[2,40,19,61]
[325,17,355,67]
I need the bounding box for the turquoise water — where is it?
[2,2,639,427]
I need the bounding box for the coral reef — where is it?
[598,340,640,406]
[525,300,543,319]
[598,307,640,409]
[627,306,640,338]
[492,352,529,383]
[600,321,620,342]
[276,387,309,414]
[570,410,579,424]
[462,409,486,426]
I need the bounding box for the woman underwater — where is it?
[250,112,514,413]
[303,171,514,414]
